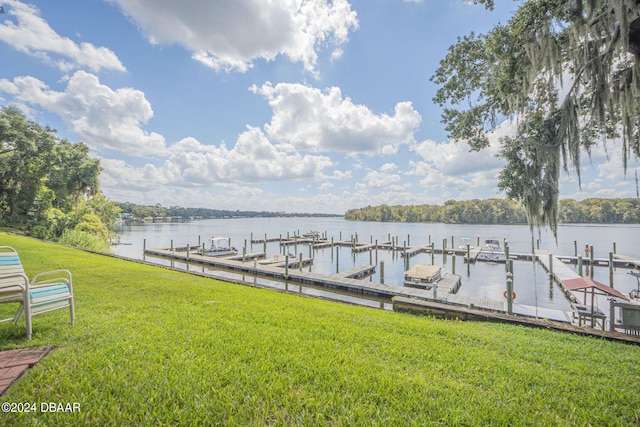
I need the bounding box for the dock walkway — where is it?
[145,247,572,323]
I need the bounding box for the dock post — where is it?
[336,247,339,273]
[505,244,510,271]
[574,240,577,257]
[309,244,312,259]
[331,237,334,247]
[198,235,201,246]
[369,249,373,265]
[428,234,431,244]
[548,253,553,276]
[380,261,384,284]
[431,243,435,264]
[477,236,480,246]
[451,235,454,248]
[243,247,246,262]
[452,255,456,274]
[251,232,253,243]
[578,256,583,276]
[186,244,190,261]
[590,245,594,277]
[506,272,514,315]
[285,255,289,279]
[609,252,614,284]
[143,238,146,253]
[613,241,617,254]
[202,243,205,254]
[466,244,470,264]
[171,239,174,254]
[299,253,303,271]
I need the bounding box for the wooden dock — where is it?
[144,247,572,324]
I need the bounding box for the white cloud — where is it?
[252,82,421,154]
[364,170,402,188]
[100,128,333,196]
[164,127,333,183]
[0,0,125,72]
[0,71,167,156]
[107,0,358,74]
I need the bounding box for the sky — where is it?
[0,0,638,214]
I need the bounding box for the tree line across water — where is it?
[344,198,640,224]
[117,202,341,221]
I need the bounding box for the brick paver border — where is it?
[0,346,54,395]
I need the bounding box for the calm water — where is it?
[112,217,640,311]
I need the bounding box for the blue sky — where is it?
[1,0,637,214]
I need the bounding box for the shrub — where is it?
[58,229,110,252]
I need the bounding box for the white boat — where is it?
[258,254,283,265]
[477,238,506,263]
[404,264,442,289]
[198,237,237,257]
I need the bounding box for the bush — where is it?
[28,225,52,240]
[58,229,110,252]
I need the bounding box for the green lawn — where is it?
[1,232,639,426]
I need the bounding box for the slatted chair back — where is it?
[0,246,74,339]
[0,246,27,320]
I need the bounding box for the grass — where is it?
[1,231,639,426]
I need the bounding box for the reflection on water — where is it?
[113,217,639,311]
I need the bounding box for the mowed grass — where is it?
[1,232,639,426]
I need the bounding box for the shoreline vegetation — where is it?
[1,232,639,425]
[117,202,342,221]
[344,198,640,224]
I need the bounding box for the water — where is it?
[112,217,640,311]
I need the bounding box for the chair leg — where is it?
[23,289,32,340]
[13,303,24,323]
[70,296,75,325]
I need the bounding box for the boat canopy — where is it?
[210,237,231,247]
[563,277,629,301]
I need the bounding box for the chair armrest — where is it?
[0,273,28,291]
[31,270,72,290]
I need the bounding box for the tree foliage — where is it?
[0,106,119,247]
[344,198,640,224]
[432,0,640,236]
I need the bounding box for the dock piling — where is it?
[506,272,514,315]
[578,256,583,276]
[380,261,384,284]
[285,255,289,279]
[609,252,614,285]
